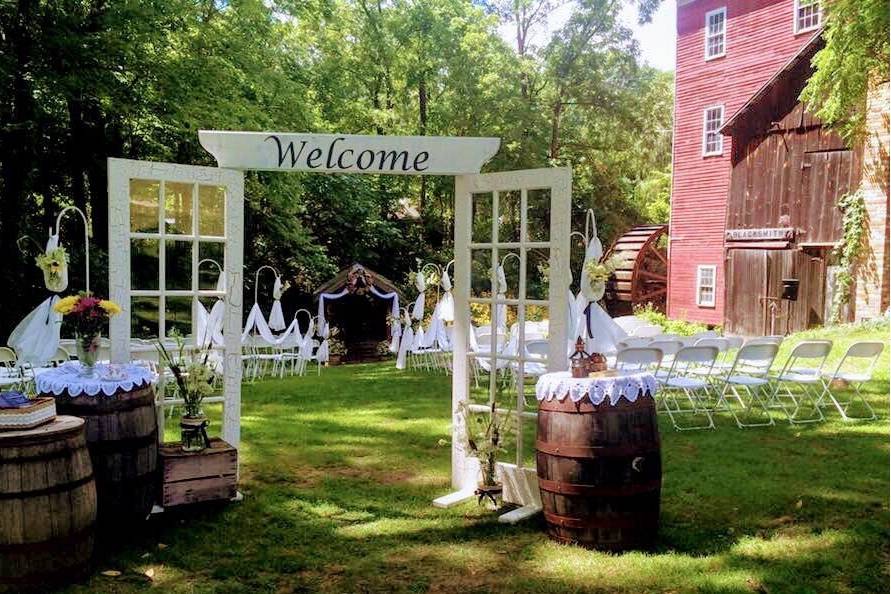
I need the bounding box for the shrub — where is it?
[633,303,715,336]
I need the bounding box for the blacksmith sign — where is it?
[198,131,501,175]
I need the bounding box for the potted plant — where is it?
[156,332,215,452]
[460,400,515,509]
[53,293,121,376]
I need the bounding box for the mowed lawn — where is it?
[61,322,889,594]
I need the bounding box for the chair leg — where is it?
[724,383,775,428]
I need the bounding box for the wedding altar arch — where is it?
[314,264,403,361]
[106,131,572,523]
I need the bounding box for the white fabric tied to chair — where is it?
[242,302,279,344]
[438,268,454,323]
[412,271,426,321]
[298,317,315,362]
[196,299,225,348]
[268,275,289,331]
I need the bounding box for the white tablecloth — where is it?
[35,362,157,397]
[535,371,657,406]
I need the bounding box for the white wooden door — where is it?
[107,159,245,447]
[447,167,571,514]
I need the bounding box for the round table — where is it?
[534,370,662,552]
[36,362,159,530]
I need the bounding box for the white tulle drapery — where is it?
[395,310,414,370]
[316,289,349,329]
[298,318,315,360]
[411,272,426,321]
[316,322,330,363]
[196,299,225,348]
[439,269,454,323]
[242,302,280,344]
[8,296,62,366]
[493,263,508,331]
[268,275,287,331]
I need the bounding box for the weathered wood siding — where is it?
[670,0,814,325]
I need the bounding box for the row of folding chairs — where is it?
[615,339,884,430]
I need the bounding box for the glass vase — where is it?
[180,414,209,453]
[75,332,101,377]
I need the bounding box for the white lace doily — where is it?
[535,371,657,406]
[36,362,157,397]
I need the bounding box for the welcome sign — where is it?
[198,131,501,175]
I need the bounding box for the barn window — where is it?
[696,265,717,307]
[702,105,724,156]
[794,0,821,33]
[704,7,726,59]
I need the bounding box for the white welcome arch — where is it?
[108,131,570,521]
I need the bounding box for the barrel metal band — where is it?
[543,509,658,530]
[535,440,659,458]
[538,477,661,497]
[86,430,158,454]
[0,473,94,501]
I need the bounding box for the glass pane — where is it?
[497,249,520,300]
[164,182,193,235]
[497,190,520,243]
[131,239,159,290]
[526,247,550,300]
[198,185,226,237]
[165,240,192,290]
[198,243,225,290]
[131,297,160,339]
[470,249,492,300]
[527,189,551,242]
[165,297,192,338]
[130,179,159,233]
[471,193,493,243]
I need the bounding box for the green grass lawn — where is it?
[61,322,889,594]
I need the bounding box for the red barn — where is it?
[669,0,821,325]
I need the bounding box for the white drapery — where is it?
[269,275,287,331]
[8,296,62,366]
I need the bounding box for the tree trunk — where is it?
[419,77,428,213]
[549,100,563,160]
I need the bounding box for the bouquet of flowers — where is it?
[36,246,69,292]
[584,254,626,285]
[53,293,121,372]
[156,330,216,451]
[460,400,515,506]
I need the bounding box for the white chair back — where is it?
[691,330,719,341]
[616,347,662,372]
[632,324,662,338]
[828,341,885,378]
[729,343,779,377]
[648,339,684,357]
[724,336,745,349]
[694,337,728,352]
[777,340,832,377]
[617,337,651,350]
[613,315,647,334]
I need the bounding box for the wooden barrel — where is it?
[0,416,97,588]
[49,385,158,529]
[536,394,661,551]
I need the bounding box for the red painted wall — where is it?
[669,0,815,325]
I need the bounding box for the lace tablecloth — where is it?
[535,371,657,406]
[36,362,157,397]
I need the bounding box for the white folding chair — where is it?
[770,340,831,424]
[617,337,652,350]
[818,341,884,421]
[718,342,780,428]
[659,346,720,431]
[648,339,684,379]
[613,315,647,335]
[615,347,662,374]
[0,347,23,391]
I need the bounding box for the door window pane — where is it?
[498,190,520,243]
[131,297,160,339]
[198,185,226,237]
[165,240,192,290]
[165,297,193,338]
[526,189,551,242]
[471,193,493,243]
[130,180,159,233]
[164,182,193,235]
[131,239,159,290]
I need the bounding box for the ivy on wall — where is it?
[830,190,868,322]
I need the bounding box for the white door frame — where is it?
[107,158,245,447]
[437,167,571,523]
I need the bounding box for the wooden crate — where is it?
[159,438,237,507]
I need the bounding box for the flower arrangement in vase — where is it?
[53,293,121,376]
[156,331,215,452]
[460,400,515,509]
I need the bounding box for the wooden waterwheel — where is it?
[602,225,668,317]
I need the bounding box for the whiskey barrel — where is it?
[536,394,661,551]
[0,416,97,588]
[50,385,158,529]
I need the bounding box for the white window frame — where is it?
[704,7,727,60]
[696,265,717,307]
[702,105,725,157]
[793,0,821,34]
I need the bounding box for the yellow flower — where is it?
[53,295,79,315]
[99,300,122,316]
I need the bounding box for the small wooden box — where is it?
[159,438,237,507]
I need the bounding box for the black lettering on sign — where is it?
[413,151,429,171]
[266,135,436,172]
[356,149,375,170]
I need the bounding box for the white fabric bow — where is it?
[269,276,287,331]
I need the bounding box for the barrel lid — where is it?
[0,415,84,445]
